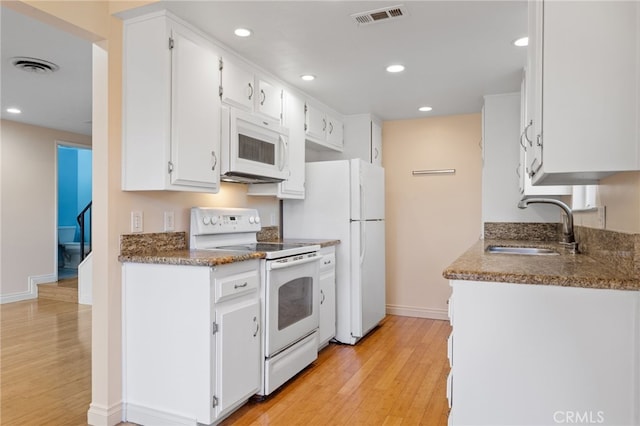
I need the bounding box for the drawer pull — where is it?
[234,282,248,289]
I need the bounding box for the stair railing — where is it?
[77,201,92,260]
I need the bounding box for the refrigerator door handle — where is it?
[359,181,367,265]
[360,220,366,265]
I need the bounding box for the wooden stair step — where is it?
[38,280,78,303]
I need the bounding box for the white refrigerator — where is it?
[283,159,385,345]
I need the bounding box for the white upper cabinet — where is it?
[305,101,344,151]
[341,114,383,165]
[518,69,570,196]
[256,78,283,121]
[219,57,255,112]
[122,12,220,193]
[526,0,640,185]
[219,58,283,122]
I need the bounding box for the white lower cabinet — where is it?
[448,280,640,426]
[318,246,336,349]
[122,260,261,426]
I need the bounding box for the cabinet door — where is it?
[305,103,327,141]
[220,57,255,111]
[257,79,282,121]
[526,0,543,178]
[318,262,336,348]
[371,121,382,165]
[280,91,305,197]
[170,25,220,191]
[215,298,260,418]
[326,115,344,150]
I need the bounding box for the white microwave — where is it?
[220,106,289,184]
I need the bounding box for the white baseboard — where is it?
[0,273,56,304]
[124,403,197,426]
[87,401,123,426]
[386,304,449,321]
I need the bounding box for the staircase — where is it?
[38,277,78,303]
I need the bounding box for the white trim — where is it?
[386,304,449,321]
[124,403,197,426]
[87,401,124,426]
[0,273,56,304]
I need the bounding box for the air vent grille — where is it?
[351,5,408,26]
[11,57,59,74]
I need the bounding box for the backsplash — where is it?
[257,226,279,242]
[120,227,280,256]
[120,232,187,256]
[484,222,640,279]
[484,222,561,241]
[574,226,640,279]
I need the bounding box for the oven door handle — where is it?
[268,254,319,270]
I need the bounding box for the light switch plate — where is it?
[131,211,143,233]
[164,211,175,232]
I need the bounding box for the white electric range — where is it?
[190,207,321,396]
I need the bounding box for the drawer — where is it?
[215,270,259,303]
[447,295,454,325]
[320,252,335,273]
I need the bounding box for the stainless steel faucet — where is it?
[517,198,579,253]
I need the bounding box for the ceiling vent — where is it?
[11,57,59,74]
[351,5,408,26]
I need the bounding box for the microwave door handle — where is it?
[279,135,287,172]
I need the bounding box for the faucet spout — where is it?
[518,198,578,252]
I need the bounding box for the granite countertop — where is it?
[443,239,640,291]
[119,249,265,267]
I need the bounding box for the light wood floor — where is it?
[1,298,91,425]
[1,299,450,425]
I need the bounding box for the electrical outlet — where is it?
[596,206,606,229]
[270,213,276,226]
[164,211,175,232]
[131,211,143,233]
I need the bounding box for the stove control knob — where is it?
[255,216,261,224]
[210,216,219,225]
[202,216,211,225]
[249,216,256,224]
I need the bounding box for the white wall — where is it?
[0,119,91,302]
[482,93,561,224]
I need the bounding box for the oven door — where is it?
[265,252,320,357]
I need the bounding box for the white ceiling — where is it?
[1,1,527,136]
[0,6,92,135]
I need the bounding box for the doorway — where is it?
[57,143,92,279]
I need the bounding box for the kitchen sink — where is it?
[485,246,560,256]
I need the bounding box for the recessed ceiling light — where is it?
[301,74,316,81]
[513,36,529,47]
[418,106,433,112]
[6,107,21,114]
[386,64,405,73]
[234,28,252,37]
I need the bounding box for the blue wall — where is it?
[58,146,92,242]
